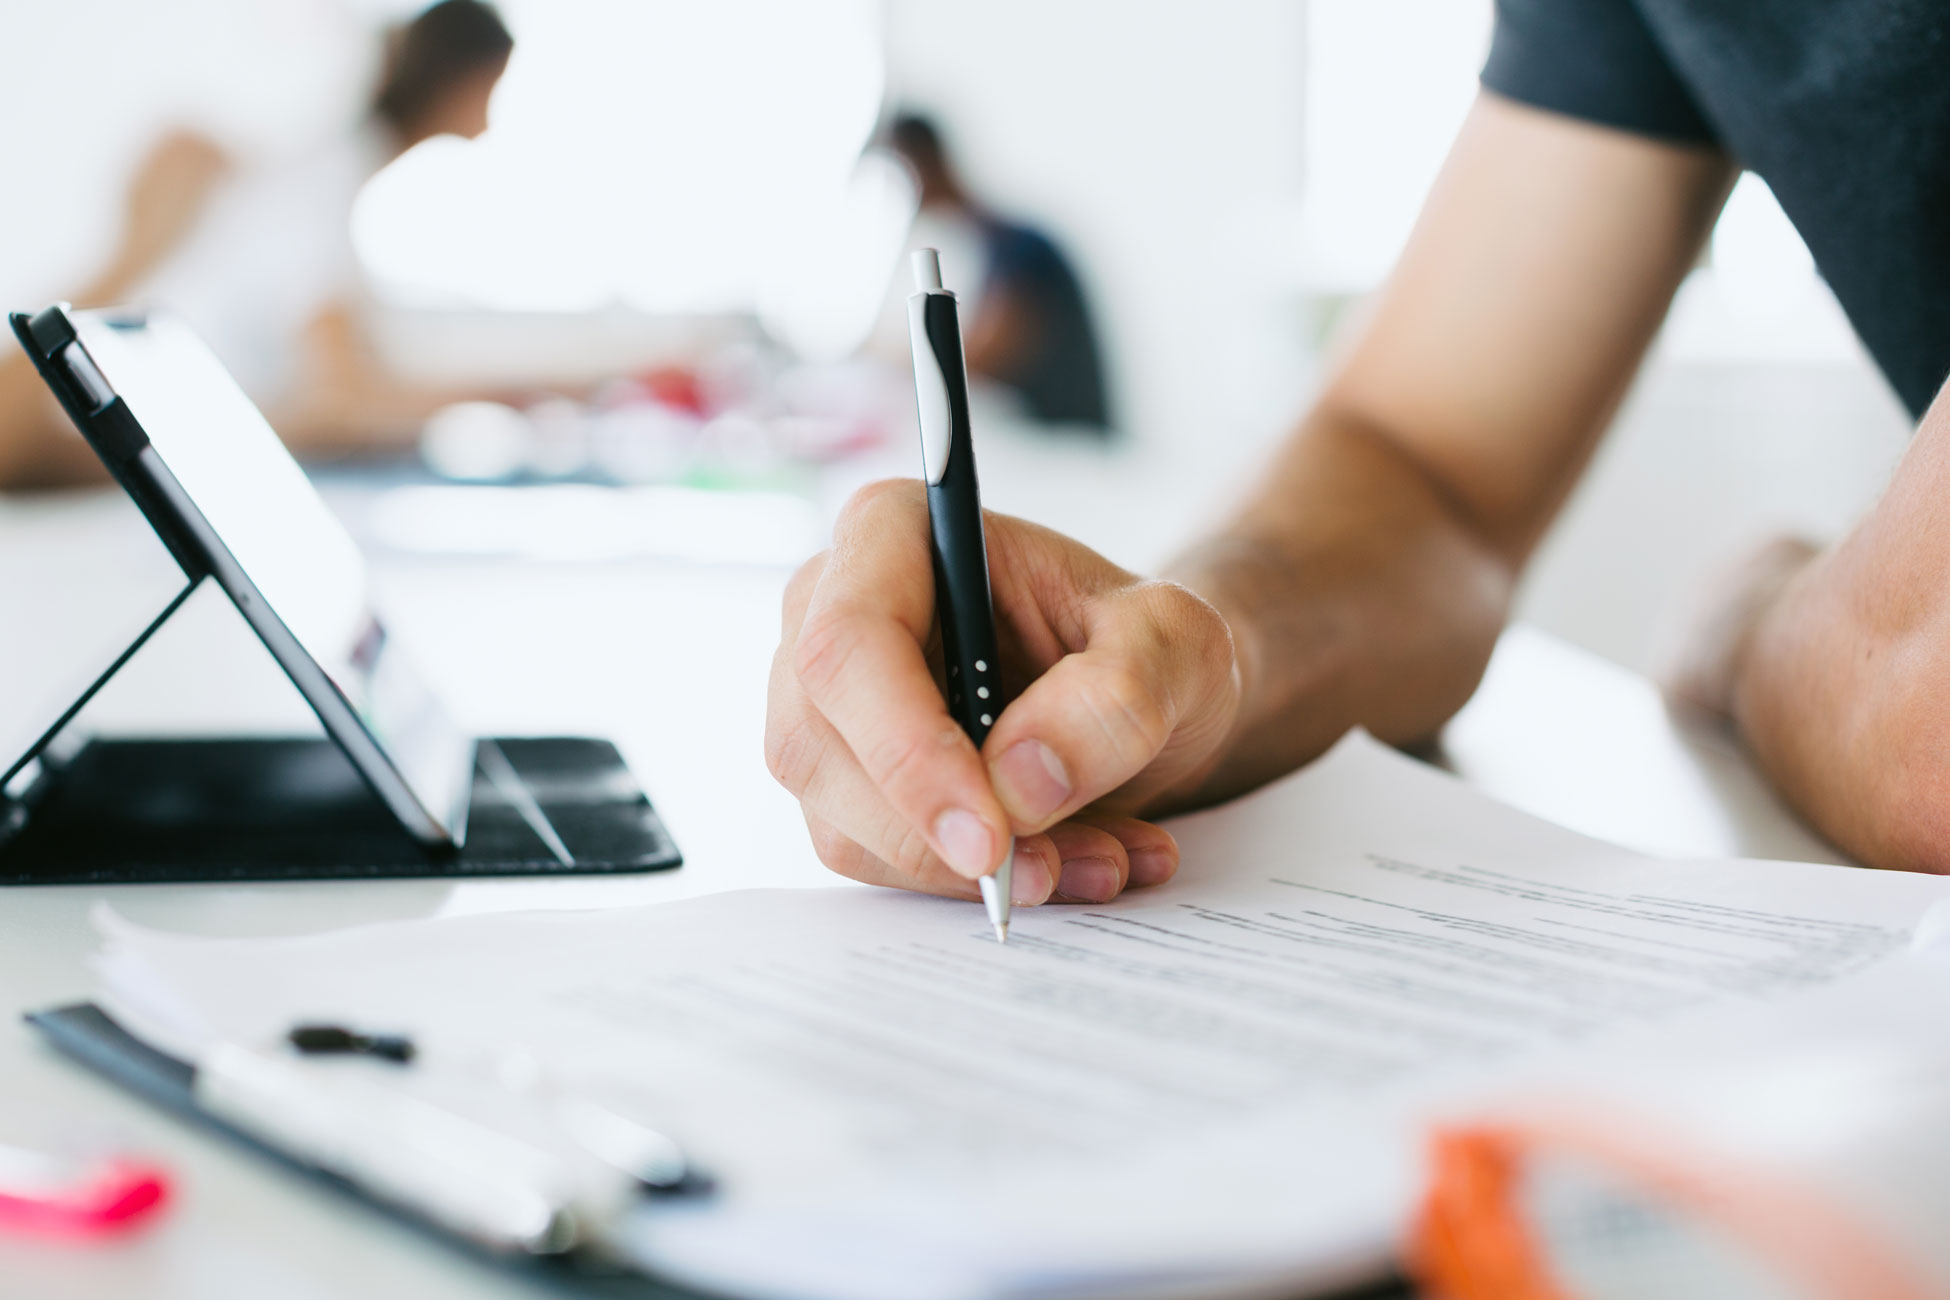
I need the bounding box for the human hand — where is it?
[766,479,1240,906]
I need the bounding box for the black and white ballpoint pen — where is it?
[907,248,1012,943]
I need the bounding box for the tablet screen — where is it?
[71,312,475,844]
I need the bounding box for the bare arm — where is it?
[1169,93,1733,805]
[1733,381,1950,871]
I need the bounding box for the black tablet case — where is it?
[0,736,681,885]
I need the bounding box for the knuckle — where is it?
[835,477,922,536]
[782,552,827,615]
[806,819,862,873]
[859,719,965,793]
[1140,579,1223,640]
[1189,596,1234,657]
[762,708,823,794]
[1136,580,1235,691]
[1081,661,1171,760]
[790,609,855,700]
[883,819,938,879]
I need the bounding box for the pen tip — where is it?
[993,920,1009,944]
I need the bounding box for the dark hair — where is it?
[885,112,948,169]
[370,1,514,133]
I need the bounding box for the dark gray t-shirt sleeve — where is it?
[1481,0,1717,145]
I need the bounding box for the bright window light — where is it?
[1710,174,1817,313]
[1295,0,1491,293]
[351,0,903,347]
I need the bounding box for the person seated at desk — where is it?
[883,112,1112,432]
[0,0,514,491]
[767,0,1950,903]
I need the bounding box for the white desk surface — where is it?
[0,479,1843,1300]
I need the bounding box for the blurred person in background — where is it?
[883,111,1111,432]
[770,1,1950,906]
[0,0,513,490]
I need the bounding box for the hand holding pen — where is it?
[765,251,1237,917]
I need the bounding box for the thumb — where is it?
[981,582,1234,833]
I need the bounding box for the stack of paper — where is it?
[88,734,1950,1299]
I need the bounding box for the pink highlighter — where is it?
[0,1143,171,1239]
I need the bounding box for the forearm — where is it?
[1163,407,1514,807]
[1735,384,1950,872]
[1142,101,1729,812]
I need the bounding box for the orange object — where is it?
[1412,1128,1574,1300]
[1409,1116,1937,1300]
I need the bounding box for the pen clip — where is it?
[907,297,955,485]
[906,248,959,486]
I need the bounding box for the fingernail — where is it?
[990,740,1071,826]
[1009,844,1053,906]
[1128,846,1176,888]
[933,809,997,879]
[1056,856,1119,903]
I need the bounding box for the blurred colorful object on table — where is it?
[0,1143,172,1239]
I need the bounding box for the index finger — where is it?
[791,480,1011,881]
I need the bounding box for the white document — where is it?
[91,733,1950,1300]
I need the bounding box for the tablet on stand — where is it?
[1,304,680,884]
